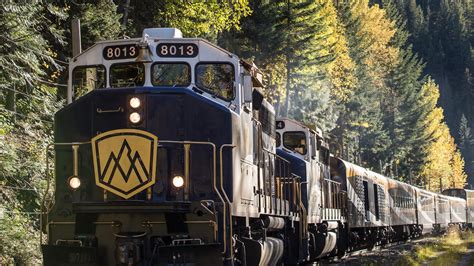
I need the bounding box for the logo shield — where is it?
[91,129,158,199]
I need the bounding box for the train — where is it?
[40,28,473,265]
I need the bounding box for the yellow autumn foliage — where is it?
[420,80,467,192]
[351,1,399,90]
[318,0,357,103]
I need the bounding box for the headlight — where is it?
[129,112,141,123]
[68,176,81,190]
[130,97,141,108]
[172,175,184,188]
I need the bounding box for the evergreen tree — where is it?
[381,0,429,181]
[272,0,335,119]
[79,0,123,49]
[0,2,65,264]
[218,0,287,103]
[334,0,395,169]
[459,113,473,186]
[220,0,346,131]
[459,114,473,149]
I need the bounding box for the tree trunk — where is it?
[121,0,131,28]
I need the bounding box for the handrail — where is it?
[324,178,341,185]
[299,180,308,236]
[159,140,227,254]
[219,144,235,259]
[41,141,92,246]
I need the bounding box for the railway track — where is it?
[315,236,435,265]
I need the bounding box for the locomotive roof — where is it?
[71,28,237,62]
[71,37,236,62]
[276,117,323,136]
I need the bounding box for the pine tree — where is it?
[218,0,287,103]
[459,114,473,149]
[271,0,336,119]
[289,0,354,131]
[220,0,345,131]
[458,113,473,186]
[380,0,429,181]
[333,1,396,169]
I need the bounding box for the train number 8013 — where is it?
[103,44,138,60]
[157,43,198,58]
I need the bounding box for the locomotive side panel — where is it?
[344,163,388,228]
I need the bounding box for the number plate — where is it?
[276,121,285,129]
[157,43,198,58]
[103,44,138,60]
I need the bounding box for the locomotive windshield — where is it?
[283,131,307,155]
[196,63,234,100]
[110,63,145,87]
[151,63,191,87]
[72,65,106,98]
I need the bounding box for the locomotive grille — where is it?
[355,176,365,220]
[377,184,387,222]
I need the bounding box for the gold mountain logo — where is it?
[91,129,158,199]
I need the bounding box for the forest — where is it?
[0,0,472,263]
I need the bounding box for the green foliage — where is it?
[390,0,474,184]
[80,0,123,49]
[220,0,350,132]
[0,0,471,261]
[127,0,251,40]
[0,210,42,264]
[0,2,64,264]
[459,113,473,150]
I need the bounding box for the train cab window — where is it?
[72,65,106,98]
[196,63,235,101]
[151,63,190,87]
[283,131,307,155]
[110,63,145,88]
[276,132,281,147]
[259,103,276,137]
[310,133,317,159]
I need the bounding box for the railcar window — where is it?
[72,65,106,98]
[276,133,281,147]
[196,63,234,101]
[283,132,307,155]
[421,195,432,211]
[374,184,380,220]
[110,63,145,88]
[363,181,370,221]
[151,63,190,87]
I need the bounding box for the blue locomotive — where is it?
[41,28,471,265]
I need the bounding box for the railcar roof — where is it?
[333,156,413,187]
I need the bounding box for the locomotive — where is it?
[41,28,472,265]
